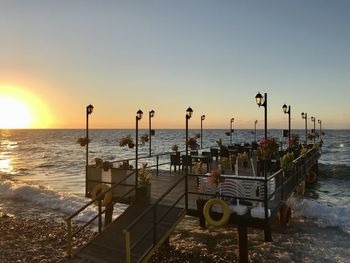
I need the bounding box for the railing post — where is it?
[66,219,72,258]
[123,230,131,263]
[156,155,159,176]
[98,200,102,233]
[281,171,284,202]
[153,208,157,245]
[185,172,189,211]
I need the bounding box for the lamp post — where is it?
[254,120,258,142]
[149,110,155,156]
[86,104,93,196]
[230,118,234,145]
[282,104,291,148]
[185,107,193,156]
[136,109,143,186]
[200,115,205,148]
[311,116,316,143]
[255,92,267,140]
[318,119,322,141]
[301,112,308,145]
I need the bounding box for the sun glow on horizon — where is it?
[0,96,32,128]
[0,85,52,129]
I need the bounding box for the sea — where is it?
[0,129,349,262]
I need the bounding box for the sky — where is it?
[0,0,350,129]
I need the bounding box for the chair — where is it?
[210,148,219,161]
[170,153,181,173]
[220,146,229,158]
[181,155,193,173]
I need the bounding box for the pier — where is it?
[65,142,321,263]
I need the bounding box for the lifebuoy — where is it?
[203,198,231,226]
[91,184,112,207]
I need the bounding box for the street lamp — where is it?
[311,116,316,143]
[185,107,193,156]
[136,109,143,186]
[230,118,234,145]
[149,110,155,156]
[86,104,93,195]
[318,119,322,141]
[255,92,267,140]
[301,112,308,145]
[282,104,291,148]
[200,115,205,148]
[254,120,258,142]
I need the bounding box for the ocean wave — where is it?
[0,179,101,222]
[318,163,350,180]
[288,196,350,234]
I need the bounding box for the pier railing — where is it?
[123,174,186,262]
[65,170,137,258]
[187,147,319,222]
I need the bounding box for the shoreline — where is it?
[1,208,349,263]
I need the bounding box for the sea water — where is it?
[0,129,349,262]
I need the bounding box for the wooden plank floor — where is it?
[75,202,184,263]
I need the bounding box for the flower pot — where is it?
[136,185,151,204]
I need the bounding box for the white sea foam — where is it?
[288,196,350,234]
[0,179,126,222]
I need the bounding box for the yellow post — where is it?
[123,230,131,263]
[66,219,72,258]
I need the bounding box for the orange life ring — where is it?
[91,184,112,207]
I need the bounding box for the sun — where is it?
[0,96,32,128]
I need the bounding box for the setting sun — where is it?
[0,96,32,128]
[0,85,52,128]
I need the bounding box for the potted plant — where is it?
[118,135,135,148]
[171,144,179,153]
[76,137,90,146]
[136,163,151,203]
[118,160,133,170]
[280,152,295,173]
[219,157,232,174]
[259,137,279,159]
[239,152,249,168]
[216,138,222,147]
[140,134,149,145]
[208,168,223,187]
[188,136,199,150]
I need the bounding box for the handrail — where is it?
[125,174,186,231]
[65,169,138,257]
[66,170,137,221]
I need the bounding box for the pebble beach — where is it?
[2,208,349,263]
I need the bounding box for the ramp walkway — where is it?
[76,202,184,263]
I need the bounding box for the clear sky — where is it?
[1,0,349,129]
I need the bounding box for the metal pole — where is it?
[85,109,89,196]
[313,120,316,143]
[186,117,189,156]
[288,106,291,148]
[200,118,203,149]
[149,113,152,156]
[305,114,308,145]
[230,120,233,145]
[136,116,139,187]
[264,93,267,140]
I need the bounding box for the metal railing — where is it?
[187,147,319,222]
[65,170,137,258]
[123,174,187,262]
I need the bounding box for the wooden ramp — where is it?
[75,202,185,263]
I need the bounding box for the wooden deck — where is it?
[75,202,184,263]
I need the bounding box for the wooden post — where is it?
[238,225,248,263]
